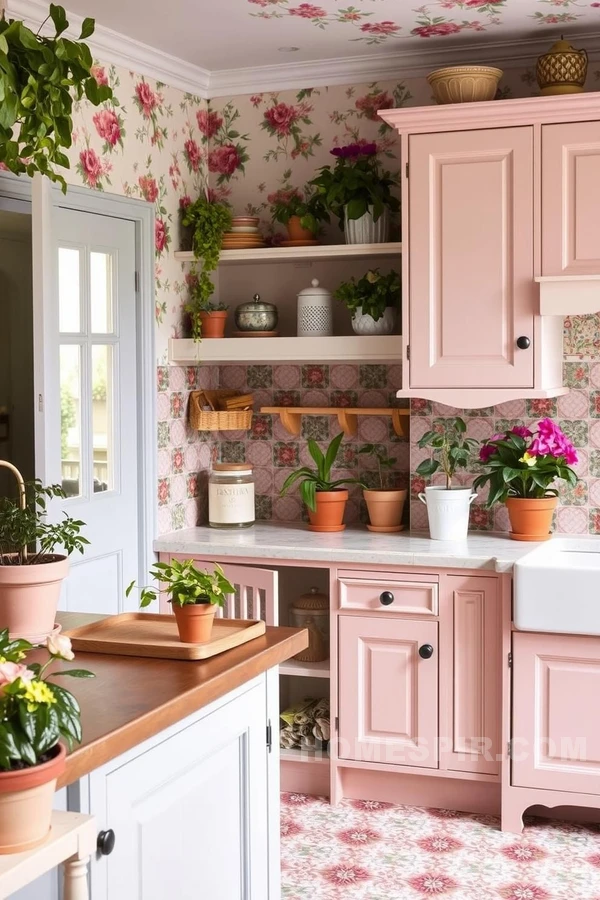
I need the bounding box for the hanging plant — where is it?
[182,195,232,339]
[0,4,112,191]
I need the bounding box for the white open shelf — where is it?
[280,748,330,765]
[168,334,400,364]
[280,658,330,678]
[174,241,401,266]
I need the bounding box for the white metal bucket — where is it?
[418,486,477,541]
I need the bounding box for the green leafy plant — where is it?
[358,444,398,490]
[416,418,479,490]
[280,432,365,512]
[0,630,93,770]
[309,142,399,230]
[0,480,88,565]
[0,4,112,192]
[269,190,328,236]
[126,559,235,609]
[334,269,400,322]
[181,197,233,339]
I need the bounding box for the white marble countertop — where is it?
[153,522,543,573]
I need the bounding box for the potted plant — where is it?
[280,433,365,532]
[0,629,93,853]
[127,560,235,644]
[309,142,399,244]
[0,463,88,643]
[416,418,480,541]
[358,444,407,533]
[334,269,400,335]
[473,420,578,541]
[269,189,327,243]
[0,5,112,192]
[182,195,233,339]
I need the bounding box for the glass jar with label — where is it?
[208,463,255,529]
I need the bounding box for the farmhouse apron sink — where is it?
[514,538,600,636]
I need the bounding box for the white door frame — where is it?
[0,172,156,580]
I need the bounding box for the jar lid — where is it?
[546,38,582,54]
[212,463,253,472]
[235,293,278,314]
[292,586,329,611]
[297,278,331,298]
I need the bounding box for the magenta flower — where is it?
[331,141,378,159]
[511,426,533,438]
[479,433,504,463]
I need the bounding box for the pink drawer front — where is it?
[338,571,439,615]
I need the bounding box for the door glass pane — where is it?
[60,345,81,498]
[58,248,81,333]
[90,252,113,334]
[92,345,113,492]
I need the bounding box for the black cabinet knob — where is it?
[97,829,116,856]
[516,336,531,350]
[379,590,394,606]
[419,644,434,660]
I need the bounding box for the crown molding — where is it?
[6,0,211,97]
[5,0,600,100]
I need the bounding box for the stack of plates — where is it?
[222,216,265,250]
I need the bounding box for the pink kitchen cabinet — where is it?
[542,121,600,277]
[338,614,439,769]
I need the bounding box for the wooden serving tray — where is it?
[64,613,266,661]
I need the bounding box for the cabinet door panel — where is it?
[542,121,600,275]
[409,127,534,389]
[339,615,438,768]
[513,632,600,794]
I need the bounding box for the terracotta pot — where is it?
[364,489,407,533]
[199,310,227,339]
[286,216,315,242]
[172,602,216,643]
[0,743,66,854]
[505,496,558,542]
[0,555,68,643]
[307,490,348,532]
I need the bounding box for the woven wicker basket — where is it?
[536,39,588,95]
[188,390,253,432]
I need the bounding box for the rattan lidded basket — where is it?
[188,390,253,432]
[536,38,588,95]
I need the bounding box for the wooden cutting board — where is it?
[63,613,266,661]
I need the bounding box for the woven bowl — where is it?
[427,65,503,104]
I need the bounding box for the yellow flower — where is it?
[22,680,56,711]
[519,452,537,468]
[365,270,380,284]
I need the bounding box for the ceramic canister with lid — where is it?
[208,463,255,528]
[297,278,332,337]
[290,586,330,662]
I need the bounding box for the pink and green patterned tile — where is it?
[157,421,170,449]
[590,391,600,418]
[157,478,170,507]
[589,508,600,534]
[274,442,300,468]
[359,365,387,389]
[526,398,557,418]
[170,503,185,531]
[563,361,589,388]
[589,451,600,478]
[493,418,527,433]
[469,505,493,531]
[250,414,273,441]
[219,441,246,463]
[186,474,199,498]
[247,365,273,389]
[411,397,432,416]
[557,478,588,506]
[169,392,185,419]
[185,366,198,390]
[255,495,272,520]
[302,364,329,389]
[301,415,330,441]
[157,366,169,392]
[330,390,358,408]
[171,447,184,475]
[274,390,301,407]
[559,419,588,448]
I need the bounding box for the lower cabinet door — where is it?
[101,682,269,900]
[513,632,600,794]
[338,615,438,768]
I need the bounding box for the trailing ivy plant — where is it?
[0,4,112,191]
[181,196,232,339]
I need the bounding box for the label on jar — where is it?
[209,481,255,524]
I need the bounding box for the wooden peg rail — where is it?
[260,407,410,438]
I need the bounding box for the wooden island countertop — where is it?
[55,612,308,789]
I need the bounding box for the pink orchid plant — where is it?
[473,419,578,507]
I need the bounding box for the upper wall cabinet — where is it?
[380,93,600,407]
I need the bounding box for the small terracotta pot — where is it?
[307,490,348,532]
[364,489,407,533]
[172,602,216,643]
[505,496,558,541]
[286,216,315,242]
[0,555,68,643]
[0,743,66,854]
[199,310,227,339]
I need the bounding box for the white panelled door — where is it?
[34,183,140,615]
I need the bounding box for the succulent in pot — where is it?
[309,142,399,243]
[279,433,365,533]
[181,195,233,340]
[334,269,400,335]
[358,444,407,533]
[0,462,88,643]
[473,420,578,541]
[127,560,235,644]
[0,629,93,853]
[415,418,480,541]
[269,188,327,242]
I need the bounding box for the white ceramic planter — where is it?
[344,206,389,244]
[351,306,396,335]
[418,486,476,541]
